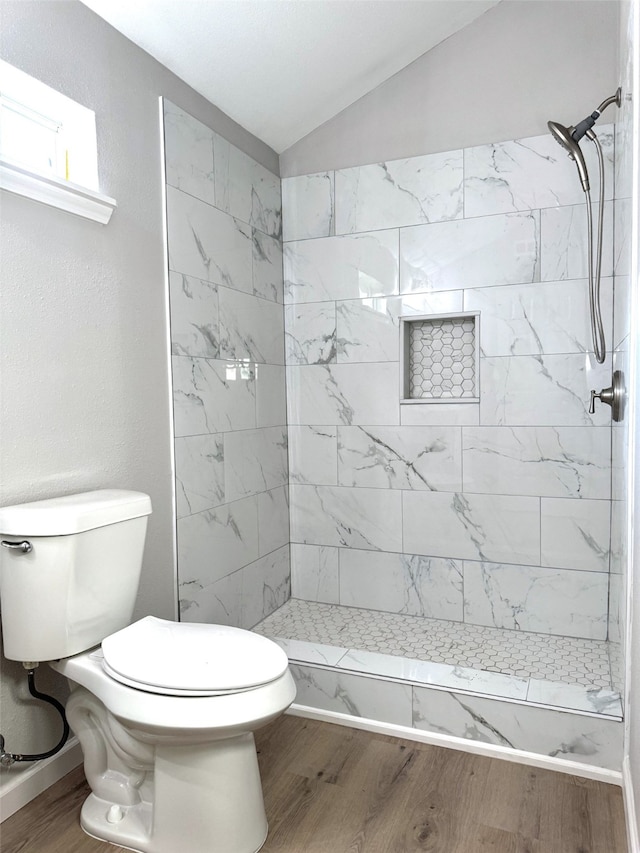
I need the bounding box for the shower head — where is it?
[547,119,591,192]
[547,87,622,194]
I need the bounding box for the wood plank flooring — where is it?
[1,714,627,853]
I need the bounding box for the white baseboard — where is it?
[0,737,83,823]
[624,757,640,852]
[287,704,623,787]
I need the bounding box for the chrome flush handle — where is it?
[0,540,33,553]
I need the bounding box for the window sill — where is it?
[0,158,116,224]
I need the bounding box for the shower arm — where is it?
[572,88,622,143]
[596,90,622,114]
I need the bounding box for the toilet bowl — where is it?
[52,617,296,853]
[0,490,296,853]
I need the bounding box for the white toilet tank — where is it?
[0,490,152,663]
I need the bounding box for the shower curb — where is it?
[286,703,623,787]
[287,660,624,775]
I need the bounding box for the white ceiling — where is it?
[80,0,501,153]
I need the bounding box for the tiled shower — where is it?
[162,34,633,769]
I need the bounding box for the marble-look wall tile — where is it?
[175,433,225,518]
[339,549,463,621]
[335,151,463,234]
[615,75,633,201]
[403,492,540,566]
[164,100,215,206]
[611,355,629,499]
[218,287,285,364]
[400,211,540,294]
[273,638,348,666]
[337,426,462,491]
[179,568,243,625]
[336,298,399,364]
[540,201,613,282]
[401,401,480,427]
[172,356,256,436]
[290,663,413,727]
[167,103,288,627]
[224,426,288,502]
[336,650,527,700]
[167,185,253,290]
[463,125,614,218]
[412,686,622,770]
[214,137,282,239]
[290,484,402,552]
[255,363,287,428]
[541,498,610,572]
[257,486,290,556]
[241,546,290,629]
[169,272,219,358]
[288,425,338,486]
[610,499,627,576]
[462,426,611,499]
[526,679,622,717]
[252,230,284,303]
[464,278,613,358]
[290,543,340,604]
[480,353,612,427]
[177,497,259,587]
[608,573,623,644]
[287,363,399,426]
[613,274,630,350]
[284,230,399,303]
[463,561,608,639]
[285,303,336,365]
[337,291,464,365]
[282,172,334,241]
[614,196,632,276]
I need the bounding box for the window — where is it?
[0,60,115,223]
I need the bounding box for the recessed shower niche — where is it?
[400,312,479,404]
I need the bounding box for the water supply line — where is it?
[0,664,70,767]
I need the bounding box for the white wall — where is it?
[280,0,619,177]
[0,0,277,763]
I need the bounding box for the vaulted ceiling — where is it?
[80,0,501,152]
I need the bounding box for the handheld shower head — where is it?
[547,119,590,191]
[547,87,621,367]
[547,87,621,194]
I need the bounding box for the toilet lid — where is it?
[101,616,289,696]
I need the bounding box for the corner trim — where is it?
[287,704,623,787]
[0,159,117,224]
[624,756,640,852]
[0,737,83,823]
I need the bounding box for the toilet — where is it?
[0,489,296,853]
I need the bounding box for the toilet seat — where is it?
[101,616,289,696]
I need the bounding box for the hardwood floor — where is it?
[1,714,627,853]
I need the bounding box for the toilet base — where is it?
[67,687,273,853]
[81,787,269,853]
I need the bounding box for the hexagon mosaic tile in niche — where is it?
[407,315,477,399]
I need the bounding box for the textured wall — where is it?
[280,1,619,177]
[0,0,276,768]
[283,123,617,649]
